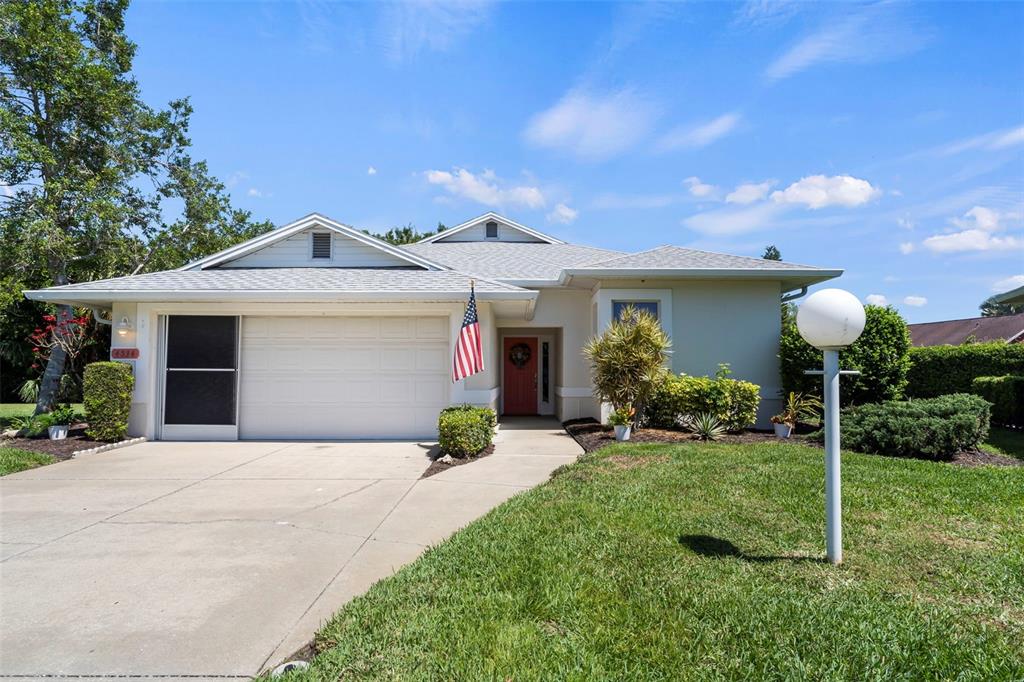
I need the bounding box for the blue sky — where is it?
[126,1,1024,323]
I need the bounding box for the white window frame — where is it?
[611,299,661,322]
[310,231,333,260]
[592,288,673,342]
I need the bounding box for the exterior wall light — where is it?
[116,315,133,337]
[796,288,865,565]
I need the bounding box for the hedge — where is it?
[836,393,991,461]
[646,365,760,432]
[781,304,911,406]
[971,375,1024,426]
[438,404,497,457]
[906,342,1024,399]
[83,362,134,442]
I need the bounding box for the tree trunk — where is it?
[34,303,73,414]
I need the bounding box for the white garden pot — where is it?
[773,422,792,439]
[614,425,632,441]
[48,424,69,440]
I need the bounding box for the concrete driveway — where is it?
[0,419,581,680]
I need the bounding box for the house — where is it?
[993,284,1024,307]
[25,212,841,440]
[908,312,1024,347]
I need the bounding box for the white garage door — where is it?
[239,316,450,439]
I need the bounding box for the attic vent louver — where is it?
[485,221,498,239]
[311,233,332,259]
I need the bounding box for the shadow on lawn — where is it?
[678,534,826,564]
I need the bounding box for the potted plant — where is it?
[608,405,635,441]
[47,404,76,441]
[771,392,823,439]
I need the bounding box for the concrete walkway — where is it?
[0,418,580,680]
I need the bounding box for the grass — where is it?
[0,446,56,476]
[982,426,1024,462]
[292,442,1023,681]
[0,402,84,429]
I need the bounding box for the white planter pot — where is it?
[48,424,69,440]
[773,422,793,439]
[614,425,632,441]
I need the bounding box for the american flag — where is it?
[453,283,484,382]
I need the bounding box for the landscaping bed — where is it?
[422,443,495,479]
[563,418,1021,467]
[293,442,1023,680]
[1,424,95,461]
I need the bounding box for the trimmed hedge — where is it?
[837,393,991,461]
[906,342,1024,399]
[83,362,134,442]
[438,404,497,457]
[646,366,760,432]
[971,375,1024,426]
[781,304,911,406]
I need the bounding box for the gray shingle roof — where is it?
[575,245,825,271]
[401,242,624,281]
[30,269,527,294]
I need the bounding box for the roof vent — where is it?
[311,232,332,259]
[485,221,498,239]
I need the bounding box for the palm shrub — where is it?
[583,306,671,423]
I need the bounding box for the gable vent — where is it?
[311,233,332,259]
[485,221,499,239]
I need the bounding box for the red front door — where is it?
[503,337,538,415]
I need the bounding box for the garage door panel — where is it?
[240,316,448,439]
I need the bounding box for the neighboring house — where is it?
[993,284,1024,307]
[25,212,841,440]
[908,312,1024,347]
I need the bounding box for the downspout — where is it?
[90,307,113,326]
[781,286,808,304]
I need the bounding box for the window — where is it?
[612,300,660,322]
[485,221,499,239]
[311,232,332,259]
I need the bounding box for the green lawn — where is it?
[293,443,1023,681]
[982,426,1024,462]
[0,446,56,476]
[0,402,84,429]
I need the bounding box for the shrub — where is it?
[907,342,1024,399]
[83,361,134,442]
[781,304,911,406]
[11,414,50,438]
[584,306,671,415]
[686,412,725,441]
[438,404,496,457]
[646,365,760,432]
[837,393,991,461]
[971,375,1024,426]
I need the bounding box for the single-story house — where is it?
[908,312,1024,347]
[25,212,841,440]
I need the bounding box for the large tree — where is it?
[370,222,447,245]
[1,0,271,410]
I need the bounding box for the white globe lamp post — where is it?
[796,288,865,565]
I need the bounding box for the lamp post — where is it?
[796,288,865,565]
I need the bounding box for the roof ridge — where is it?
[909,312,1024,326]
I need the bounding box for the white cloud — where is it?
[658,112,741,151]
[726,181,773,205]
[897,215,914,230]
[246,188,264,198]
[367,166,377,176]
[935,125,1024,156]
[382,1,492,62]
[683,176,717,198]
[993,275,1024,293]
[903,295,928,307]
[770,175,881,209]
[524,88,658,161]
[865,294,888,306]
[921,206,1024,253]
[546,203,578,224]
[899,242,915,255]
[922,230,1024,253]
[424,167,546,209]
[733,0,801,28]
[765,7,929,81]
[682,202,787,236]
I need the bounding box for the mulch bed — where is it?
[421,444,496,479]
[562,418,1021,468]
[1,424,97,461]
